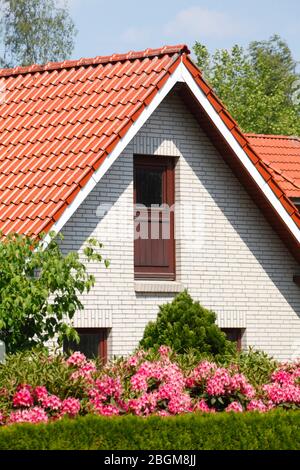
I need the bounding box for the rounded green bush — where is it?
[140,290,235,356]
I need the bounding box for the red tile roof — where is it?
[0,44,299,259]
[0,45,188,235]
[246,134,300,199]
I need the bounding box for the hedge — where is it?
[0,411,299,450]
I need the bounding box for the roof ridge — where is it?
[0,44,190,79]
[246,133,300,141]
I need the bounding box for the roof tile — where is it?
[247,134,300,198]
[0,43,299,245]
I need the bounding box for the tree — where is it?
[194,35,300,136]
[0,0,77,67]
[140,290,234,356]
[0,232,109,354]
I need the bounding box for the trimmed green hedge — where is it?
[0,411,299,450]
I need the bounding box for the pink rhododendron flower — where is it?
[206,368,231,396]
[71,361,97,382]
[93,404,120,416]
[263,383,300,405]
[60,398,81,417]
[157,410,170,417]
[271,370,293,385]
[34,386,48,403]
[66,351,87,367]
[128,393,158,416]
[230,374,255,396]
[42,394,62,411]
[194,399,214,413]
[158,345,172,357]
[168,393,192,414]
[13,387,34,408]
[225,402,243,413]
[247,400,267,412]
[9,407,48,424]
[127,355,139,367]
[186,361,217,388]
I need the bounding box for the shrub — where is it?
[0,347,299,425]
[140,291,234,356]
[0,349,92,417]
[0,411,299,450]
[228,348,278,388]
[0,232,109,353]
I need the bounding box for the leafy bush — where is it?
[0,350,88,406]
[0,411,299,450]
[0,232,109,353]
[140,291,234,356]
[0,347,299,426]
[227,348,278,388]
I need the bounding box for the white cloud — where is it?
[164,6,242,39]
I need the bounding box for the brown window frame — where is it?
[134,155,176,280]
[221,328,243,351]
[64,328,108,363]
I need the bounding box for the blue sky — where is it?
[68,0,300,62]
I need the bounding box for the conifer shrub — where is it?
[140,291,235,356]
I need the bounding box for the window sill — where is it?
[134,280,184,294]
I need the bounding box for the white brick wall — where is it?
[61,91,300,361]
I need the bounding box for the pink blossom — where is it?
[93,404,120,416]
[158,345,172,357]
[34,386,48,403]
[8,407,48,424]
[271,370,293,385]
[42,395,62,411]
[247,400,268,412]
[60,398,81,417]
[263,382,300,405]
[207,368,231,396]
[66,351,87,367]
[13,387,34,408]
[128,393,158,416]
[168,393,192,414]
[94,376,122,399]
[127,355,139,368]
[187,361,217,388]
[225,402,243,413]
[71,361,97,382]
[157,410,170,417]
[194,399,213,413]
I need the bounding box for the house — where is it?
[0,44,299,361]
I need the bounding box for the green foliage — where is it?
[227,348,278,388]
[0,0,77,67]
[194,35,300,136]
[0,411,299,450]
[139,290,235,356]
[0,232,109,353]
[0,350,89,414]
[165,347,278,387]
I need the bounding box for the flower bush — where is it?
[0,347,299,426]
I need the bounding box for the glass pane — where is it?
[64,333,100,359]
[136,168,162,207]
